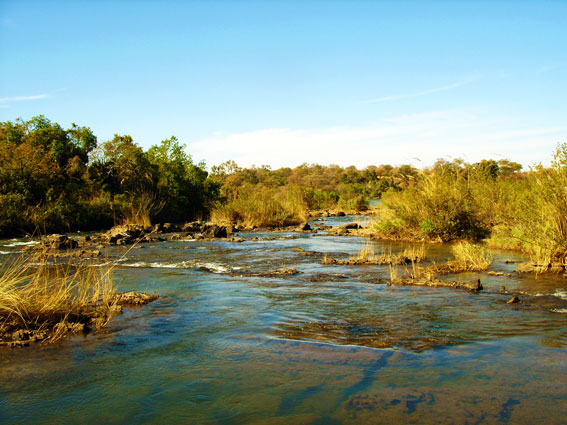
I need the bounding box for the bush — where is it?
[377,168,489,241]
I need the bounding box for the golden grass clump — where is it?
[0,256,120,345]
[351,243,427,265]
[211,184,308,228]
[323,243,427,266]
[451,241,493,271]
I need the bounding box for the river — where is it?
[1,216,566,424]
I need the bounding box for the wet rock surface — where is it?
[112,291,159,306]
[390,277,483,292]
[517,261,566,274]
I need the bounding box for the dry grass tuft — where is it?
[451,241,493,271]
[345,243,427,265]
[0,255,120,345]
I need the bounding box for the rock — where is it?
[507,295,520,304]
[336,211,346,217]
[78,235,91,245]
[103,224,146,245]
[342,223,361,230]
[112,291,159,306]
[46,234,78,250]
[78,249,100,258]
[462,279,483,292]
[391,277,483,292]
[152,222,180,233]
[203,224,228,238]
[12,329,30,341]
[182,221,203,233]
[299,222,311,231]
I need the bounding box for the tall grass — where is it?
[350,243,427,264]
[374,168,490,242]
[117,190,163,227]
[451,241,493,271]
[511,145,567,261]
[0,255,118,342]
[211,184,308,228]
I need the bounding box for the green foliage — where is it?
[509,143,567,260]
[210,162,418,216]
[0,116,216,235]
[375,158,524,242]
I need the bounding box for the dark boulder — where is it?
[463,279,483,292]
[46,234,78,250]
[103,224,146,245]
[342,223,361,230]
[203,224,228,238]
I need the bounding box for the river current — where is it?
[1,216,566,424]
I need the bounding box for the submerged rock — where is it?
[112,291,159,306]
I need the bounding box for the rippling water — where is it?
[1,217,567,424]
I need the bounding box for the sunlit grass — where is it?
[0,255,119,343]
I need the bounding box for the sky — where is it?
[1,0,566,170]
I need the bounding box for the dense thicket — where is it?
[374,151,567,262]
[0,116,216,236]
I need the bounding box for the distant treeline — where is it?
[2,116,538,243]
[0,116,420,235]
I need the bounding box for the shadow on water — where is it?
[498,399,521,424]
[342,351,394,400]
[277,384,324,416]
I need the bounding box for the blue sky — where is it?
[1,0,565,169]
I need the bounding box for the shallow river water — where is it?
[1,216,566,424]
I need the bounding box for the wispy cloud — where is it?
[0,94,49,104]
[362,79,473,104]
[188,110,565,169]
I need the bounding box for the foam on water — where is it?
[2,241,39,247]
[121,260,233,274]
